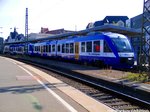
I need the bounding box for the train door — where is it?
[75,42,79,60]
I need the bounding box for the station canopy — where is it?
[5,24,142,44]
[34,25,142,42]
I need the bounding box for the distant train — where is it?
[3,32,135,68]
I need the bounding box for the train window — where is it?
[46,45,48,52]
[66,43,69,53]
[40,46,42,52]
[70,43,74,53]
[38,46,40,52]
[62,44,65,53]
[35,46,37,51]
[81,42,85,52]
[94,41,100,52]
[52,45,55,52]
[18,47,20,51]
[42,46,44,52]
[44,46,46,52]
[57,45,60,52]
[39,46,42,52]
[21,47,23,52]
[48,45,51,52]
[40,46,41,52]
[44,45,46,52]
[86,41,92,52]
[42,45,45,52]
[104,41,112,52]
[38,46,40,51]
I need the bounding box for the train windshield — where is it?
[111,37,132,52]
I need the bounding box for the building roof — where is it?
[92,16,129,28]
[103,16,129,23]
[40,27,74,35]
[93,21,104,27]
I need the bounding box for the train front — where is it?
[110,33,135,68]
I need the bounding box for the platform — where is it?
[0,56,115,112]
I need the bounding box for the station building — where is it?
[86,16,129,29]
[5,28,24,43]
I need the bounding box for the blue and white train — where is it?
[4,32,135,68]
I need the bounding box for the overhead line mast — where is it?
[140,0,150,73]
[25,8,28,53]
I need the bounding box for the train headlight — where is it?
[128,58,133,60]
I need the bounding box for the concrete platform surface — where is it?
[0,56,115,112]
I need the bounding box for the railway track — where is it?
[3,55,150,111]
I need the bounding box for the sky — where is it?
[0,0,144,39]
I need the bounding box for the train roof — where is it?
[57,32,127,43]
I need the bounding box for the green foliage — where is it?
[125,72,149,82]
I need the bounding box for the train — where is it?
[3,32,135,68]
